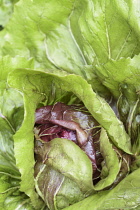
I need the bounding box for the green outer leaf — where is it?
[4,195,35,210]
[114,0,140,42]
[95,55,140,154]
[95,55,140,98]
[0,56,34,175]
[63,168,140,210]
[94,128,120,190]
[100,168,140,210]
[0,117,18,175]
[1,0,140,76]
[0,174,34,210]
[0,83,24,132]
[0,0,19,27]
[0,55,34,81]
[0,56,38,208]
[70,0,140,65]
[0,57,30,176]
[63,191,108,210]
[1,0,79,71]
[13,94,45,209]
[0,175,11,209]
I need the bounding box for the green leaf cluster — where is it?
[0,0,140,209]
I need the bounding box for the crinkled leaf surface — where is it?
[95,54,140,154]
[0,56,34,176]
[1,0,140,209]
[0,174,34,210]
[99,168,140,210]
[0,56,36,208]
[4,194,35,210]
[70,0,140,64]
[94,128,120,190]
[0,0,19,28]
[0,174,13,209]
[95,54,140,98]
[1,0,140,79]
[63,168,140,210]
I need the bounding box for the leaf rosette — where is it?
[7,69,132,210]
[0,0,140,209]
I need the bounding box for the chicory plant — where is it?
[0,0,140,209]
